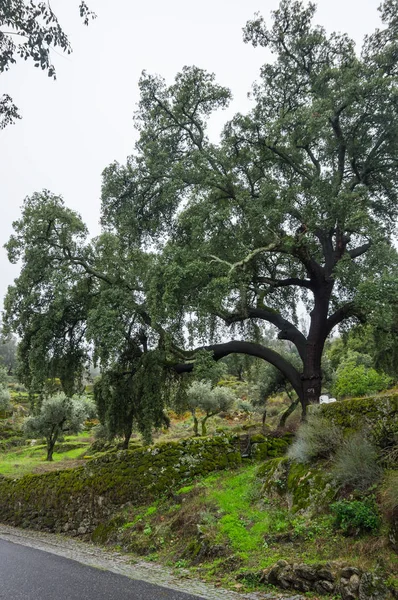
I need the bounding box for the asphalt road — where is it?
[0,539,205,600]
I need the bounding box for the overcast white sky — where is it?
[0,0,382,307]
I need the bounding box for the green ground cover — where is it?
[98,461,397,594]
[0,393,396,597]
[0,433,92,478]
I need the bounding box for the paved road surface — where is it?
[0,539,205,600]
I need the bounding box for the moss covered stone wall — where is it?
[0,437,241,535]
[317,395,398,431]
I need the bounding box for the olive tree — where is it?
[23,393,94,460]
[186,381,235,436]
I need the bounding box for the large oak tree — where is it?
[4,0,398,426]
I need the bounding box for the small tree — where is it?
[186,381,235,436]
[23,393,92,461]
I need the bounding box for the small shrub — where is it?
[93,423,113,441]
[332,432,382,491]
[380,472,398,522]
[236,399,254,414]
[382,444,398,469]
[287,414,343,463]
[330,498,380,535]
[267,404,282,417]
[282,409,301,434]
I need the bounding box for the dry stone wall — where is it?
[259,561,394,600]
[317,394,398,431]
[0,436,242,534]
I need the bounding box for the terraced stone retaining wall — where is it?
[317,394,398,430]
[0,437,245,534]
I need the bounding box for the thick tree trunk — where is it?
[201,416,209,436]
[299,280,333,418]
[301,374,323,419]
[175,279,334,421]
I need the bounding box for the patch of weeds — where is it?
[175,559,189,568]
[145,503,158,516]
[145,553,159,562]
[330,498,381,535]
[268,509,290,535]
[205,465,272,553]
[176,485,194,495]
[199,508,218,526]
[290,515,335,541]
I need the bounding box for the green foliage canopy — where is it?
[0,328,17,375]
[93,349,174,447]
[4,0,398,423]
[0,364,11,412]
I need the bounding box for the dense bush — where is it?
[330,498,380,535]
[332,433,382,491]
[236,399,254,414]
[333,364,392,398]
[287,414,343,463]
[74,396,97,420]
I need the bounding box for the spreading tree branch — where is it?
[347,242,372,259]
[256,276,313,290]
[326,302,365,337]
[173,339,303,398]
[221,307,306,362]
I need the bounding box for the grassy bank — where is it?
[91,461,397,595]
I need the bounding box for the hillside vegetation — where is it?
[0,394,396,598]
